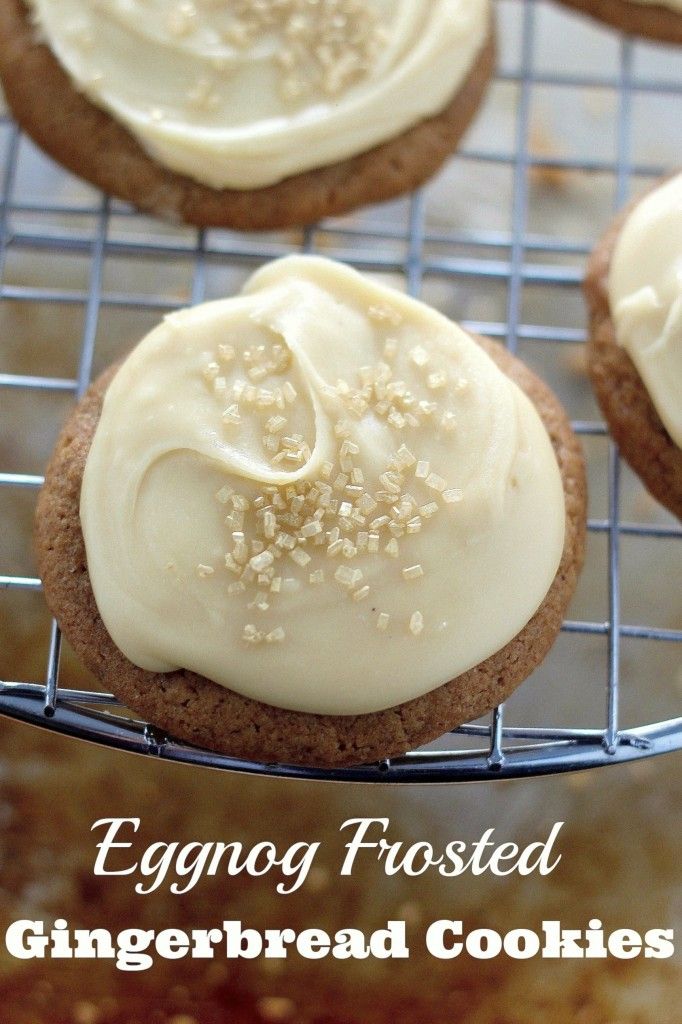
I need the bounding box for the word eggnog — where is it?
[90,816,565,895]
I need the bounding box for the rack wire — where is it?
[0,0,681,781]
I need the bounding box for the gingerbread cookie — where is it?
[0,0,495,230]
[36,257,586,767]
[585,174,682,521]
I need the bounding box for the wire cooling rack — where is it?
[0,0,681,782]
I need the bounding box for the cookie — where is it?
[35,334,586,769]
[0,0,495,230]
[584,184,682,522]
[552,0,682,45]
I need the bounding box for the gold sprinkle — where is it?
[370,515,390,530]
[266,415,287,434]
[358,493,377,515]
[379,472,402,495]
[334,565,363,590]
[393,444,416,469]
[427,371,447,390]
[334,419,352,438]
[202,361,220,381]
[443,488,464,504]
[300,520,323,538]
[225,510,244,532]
[368,303,402,326]
[263,511,276,539]
[249,551,274,573]
[248,364,268,383]
[232,536,248,563]
[409,611,424,636]
[385,538,399,558]
[418,399,437,417]
[256,388,276,408]
[249,591,270,612]
[289,547,311,567]
[425,472,447,493]
[383,337,398,359]
[341,539,357,559]
[242,624,263,644]
[216,485,234,505]
[222,404,241,426]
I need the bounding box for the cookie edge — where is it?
[0,0,495,230]
[551,0,682,44]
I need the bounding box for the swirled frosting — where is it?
[80,256,565,716]
[26,0,490,190]
[608,172,682,449]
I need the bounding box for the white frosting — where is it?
[27,0,490,190]
[608,173,682,449]
[80,256,565,716]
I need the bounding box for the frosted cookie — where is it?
[0,0,495,229]
[36,256,586,767]
[585,174,682,520]
[552,0,682,44]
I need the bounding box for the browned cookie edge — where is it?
[35,336,586,768]
[551,0,682,44]
[584,183,682,521]
[0,0,495,230]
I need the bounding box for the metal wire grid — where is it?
[0,0,681,782]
